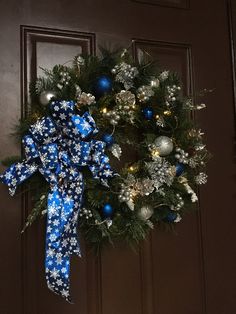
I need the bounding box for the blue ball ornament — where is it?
[175,163,185,177]
[143,107,154,120]
[102,133,114,147]
[164,211,177,223]
[94,75,112,97]
[102,203,114,218]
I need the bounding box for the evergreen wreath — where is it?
[1,48,210,252]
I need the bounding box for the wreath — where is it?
[0,48,210,301]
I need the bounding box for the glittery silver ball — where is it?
[39,90,56,105]
[154,136,174,156]
[137,205,154,221]
[150,78,160,88]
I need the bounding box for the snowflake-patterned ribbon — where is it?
[0,100,114,302]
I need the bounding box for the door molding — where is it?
[20,25,96,313]
[132,38,207,314]
[226,0,236,158]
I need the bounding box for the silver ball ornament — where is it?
[110,119,118,125]
[150,77,160,88]
[39,90,56,105]
[137,205,154,221]
[154,136,174,156]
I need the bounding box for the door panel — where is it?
[133,39,205,314]
[20,25,96,314]
[0,1,236,314]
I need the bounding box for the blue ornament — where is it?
[94,75,112,97]
[164,211,177,223]
[143,107,154,120]
[175,163,185,176]
[102,133,114,146]
[102,203,114,218]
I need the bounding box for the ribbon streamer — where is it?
[0,100,114,302]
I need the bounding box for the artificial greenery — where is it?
[1,48,210,252]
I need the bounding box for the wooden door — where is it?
[0,1,236,313]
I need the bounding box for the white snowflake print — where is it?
[50,268,60,279]
[60,101,69,110]
[81,121,91,131]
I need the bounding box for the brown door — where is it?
[1,1,236,313]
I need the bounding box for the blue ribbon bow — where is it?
[0,100,114,302]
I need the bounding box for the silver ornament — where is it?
[154,136,173,156]
[106,218,113,229]
[174,213,182,223]
[159,70,169,81]
[57,83,63,90]
[80,207,93,220]
[170,193,184,211]
[116,90,136,106]
[146,158,175,189]
[126,199,135,211]
[134,178,154,196]
[111,62,138,90]
[183,98,206,110]
[195,172,208,185]
[110,143,122,160]
[150,77,160,88]
[174,147,189,164]
[75,85,82,98]
[103,109,120,125]
[156,115,165,128]
[104,90,137,124]
[39,90,56,105]
[166,85,180,103]
[137,205,154,221]
[78,92,95,106]
[118,185,132,202]
[137,85,154,102]
[75,55,85,67]
[195,143,206,151]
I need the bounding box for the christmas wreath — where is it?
[0,48,210,301]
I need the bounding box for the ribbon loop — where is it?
[29,116,57,143]
[51,100,75,127]
[1,161,38,196]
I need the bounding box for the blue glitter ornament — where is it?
[102,133,114,146]
[175,163,185,176]
[143,107,154,120]
[94,75,112,97]
[102,203,114,218]
[164,211,177,223]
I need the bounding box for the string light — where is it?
[101,107,107,114]
[151,149,160,158]
[128,164,139,173]
[163,110,172,116]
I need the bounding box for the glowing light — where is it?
[163,110,171,116]
[151,149,160,158]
